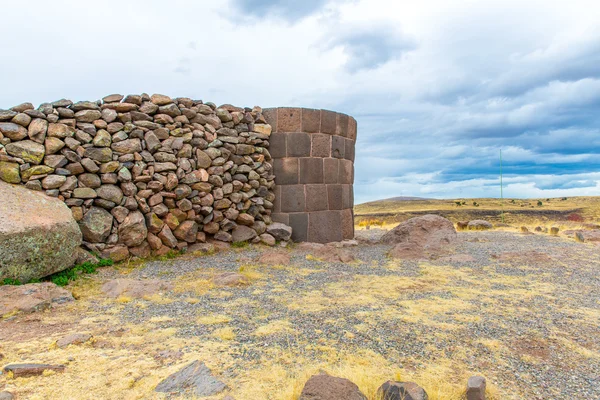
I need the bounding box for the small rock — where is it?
[467,220,493,231]
[266,222,292,241]
[466,376,486,400]
[259,233,276,246]
[314,246,355,263]
[258,251,290,265]
[299,373,367,400]
[56,333,93,348]
[155,360,226,396]
[3,363,65,378]
[0,391,14,400]
[377,381,428,400]
[213,272,249,286]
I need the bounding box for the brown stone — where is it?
[258,251,290,265]
[336,113,349,137]
[301,108,321,133]
[273,158,299,185]
[311,133,331,157]
[382,215,458,259]
[331,135,346,159]
[377,381,428,400]
[277,107,301,132]
[344,138,355,161]
[280,185,305,213]
[158,225,178,248]
[118,211,147,247]
[56,333,92,348]
[338,159,353,184]
[287,132,311,157]
[305,184,328,211]
[299,157,323,184]
[348,116,357,141]
[308,210,342,243]
[341,208,354,240]
[289,212,308,242]
[466,376,486,400]
[320,110,337,134]
[213,272,249,286]
[299,374,367,400]
[323,158,339,184]
[327,184,343,210]
[3,363,65,378]
[269,132,286,158]
[101,245,130,262]
[174,220,199,243]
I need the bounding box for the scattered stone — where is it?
[155,360,226,396]
[313,246,355,263]
[266,222,292,241]
[377,381,429,400]
[299,373,367,400]
[3,363,65,378]
[550,227,559,235]
[0,282,74,315]
[466,376,486,400]
[0,391,13,400]
[56,333,93,348]
[258,251,290,265]
[213,272,249,286]
[467,220,492,230]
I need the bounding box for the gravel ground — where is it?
[2,230,599,399]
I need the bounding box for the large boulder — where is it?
[0,181,81,282]
[381,215,457,259]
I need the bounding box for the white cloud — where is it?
[1,0,599,201]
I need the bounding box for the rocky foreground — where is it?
[1,225,599,399]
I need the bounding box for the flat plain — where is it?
[1,197,599,399]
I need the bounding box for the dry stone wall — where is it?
[0,94,276,261]
[264,107,356,243]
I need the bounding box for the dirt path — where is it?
[1,231,599,399]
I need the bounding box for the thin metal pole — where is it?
[500,149,504,223]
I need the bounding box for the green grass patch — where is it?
[0,258,114,287]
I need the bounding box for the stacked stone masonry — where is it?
[264,107,357,243]
[0,94,277,260]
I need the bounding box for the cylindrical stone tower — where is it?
[263,107,357,243]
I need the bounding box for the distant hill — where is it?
[359,196,432,205]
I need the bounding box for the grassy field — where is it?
[355,196,600,228]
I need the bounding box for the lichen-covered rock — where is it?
[0,182,81,282]
[5,140,45,164]
[79,206,113,243]
[0,161,20,184]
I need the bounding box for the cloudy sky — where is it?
[2,0,599,203]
